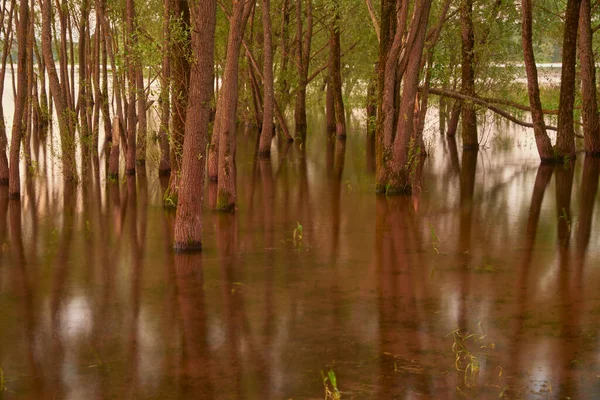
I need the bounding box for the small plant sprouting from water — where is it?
[447,323,505,397]
[293,222,303,248]
[430,225,440,255]
[559,207,571,233]
[449,329,481,390]
[321,368,341,400]
[0,366,6,392]
[345,180,353,193]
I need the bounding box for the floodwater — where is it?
[0,107,600,400]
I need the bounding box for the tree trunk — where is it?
[0,0,14,184]
[214,1,253,210]
[9,0,29,198]
[375,0,396,192]
[165,0,191,204]
[555,0,581,158]
[366,64,377,138]
[173,0,216,251]
[294,0,313,140]
[209,1,253,180]
[578,0,600,155]
[326,78,336,133]
[108,117,122,179]
[159,0,171,175]
[387,0,432,194]
[460,0,478,149]
[520,0,554,160]
[125,0,138,175]
[136,68,147,168]
[258,0,275,157]
[330,1,346,139]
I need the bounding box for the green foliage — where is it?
[293,222,303,248]
[321,368,341,400]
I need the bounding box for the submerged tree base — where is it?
[173,240,202,252]
[216,192,235,212]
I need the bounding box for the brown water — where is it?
[0,113,599,399]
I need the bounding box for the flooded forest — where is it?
[2,0,600,398]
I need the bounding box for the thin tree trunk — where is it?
[460,0,477,149]
[108,117,122,178]
[578,0,600,155]
[387,0,432,194]
[125,0,138,175]
[258,0,275,157]
[159,0,171,175]
[136,68,147,167]
[213,1,253,210]
[165,0,191,204]
[173,0,216,251]
[330,1,346,139]
[9,0,29,197]
[294,0,313,140]
[520,0,554,160]
[209,1,253,181]
[555,0,581,158]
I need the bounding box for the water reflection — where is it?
[1,120,600,398]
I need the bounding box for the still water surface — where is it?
[0,112,599,399]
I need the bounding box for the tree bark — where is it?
[460,0,478,149]
[294,0,313,140]
[159,0,172,175]
[258,0,275,157]
[329,1,346,139]
[520,0,554,160]
[214,1,253,211]
[125,0,138,175]
[208,0,252,181]
[578,0,600,155]
[387,0,431,194]
[165,0,191,204]
[173,0,217,251]
[555,0,581,158]
[9,0,29,198]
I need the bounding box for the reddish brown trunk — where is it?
[294,0,313,139]
[387,0,431,194]
[0,0,14,184]
[159,0,171,175]
[460,0,477,149]
[208,0,252,181]
[165,0,191,203]
[520,0,554,160]
[375,0,396,193]
[578,0,600,155]
[41,0,78,181]
[136,69,147,167]
[214,1,253,210]
[555,0,581,158]
[326,79,336,133]
[108,117,122,179]
[258,0,275,157]
[173,0,216,251]
[9,0,29,198]
[329,1,346,139]
[125,0,138,175]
